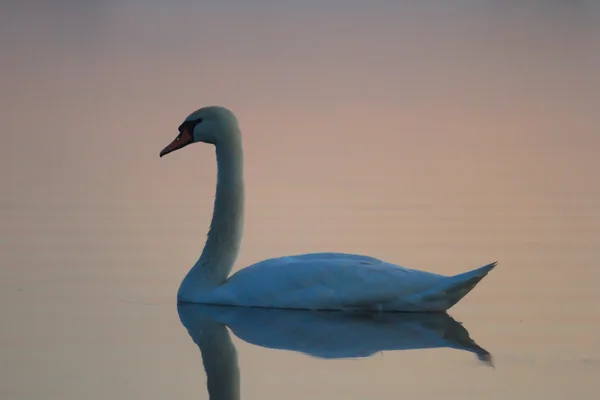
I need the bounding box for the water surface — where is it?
[1,1,600,399]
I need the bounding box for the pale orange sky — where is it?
[1,1,597,280]
[1,1,599,212]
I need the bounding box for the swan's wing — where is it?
[220,252,446,310]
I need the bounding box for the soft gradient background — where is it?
[1,1,599,399]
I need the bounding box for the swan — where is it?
[160,106,497,311]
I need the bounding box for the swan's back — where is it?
[206,252,464,311]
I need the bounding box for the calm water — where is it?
[1,1,600,399]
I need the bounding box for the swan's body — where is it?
[161,106,496,312]
[186,252,496,312]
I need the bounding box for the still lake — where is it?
[1,1,599,399]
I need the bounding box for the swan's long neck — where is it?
[178,134,244,300]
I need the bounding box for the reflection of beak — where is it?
[160,128,193,157]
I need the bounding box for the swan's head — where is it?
[160,106,240,157]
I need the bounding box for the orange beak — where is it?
[160,127,194,157]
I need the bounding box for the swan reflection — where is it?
[178,305,492,400]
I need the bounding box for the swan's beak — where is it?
[160,128,193,157]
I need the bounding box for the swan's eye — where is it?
[178,118,203,134]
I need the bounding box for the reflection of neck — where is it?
[199,322,240,400]
[179,307,240,400]
[178,134,244,300]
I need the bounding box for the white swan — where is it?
[160,106,497,311]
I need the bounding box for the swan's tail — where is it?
[413,262,497,311]
[444,261,497,308]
